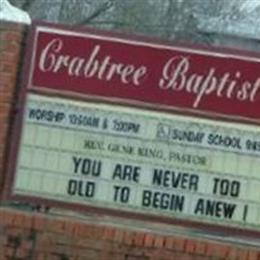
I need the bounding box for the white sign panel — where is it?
[12,94,260,230]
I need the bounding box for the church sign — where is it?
[6,21,260,237]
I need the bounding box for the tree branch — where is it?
[78,0,114,25]
[22,0,36,11]
[87,20,172,29]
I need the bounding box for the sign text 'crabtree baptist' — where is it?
[9,23,260,234]
[31,28,260,121]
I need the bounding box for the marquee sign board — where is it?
[7,21,260,237]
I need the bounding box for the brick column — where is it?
[0,21,26,193]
